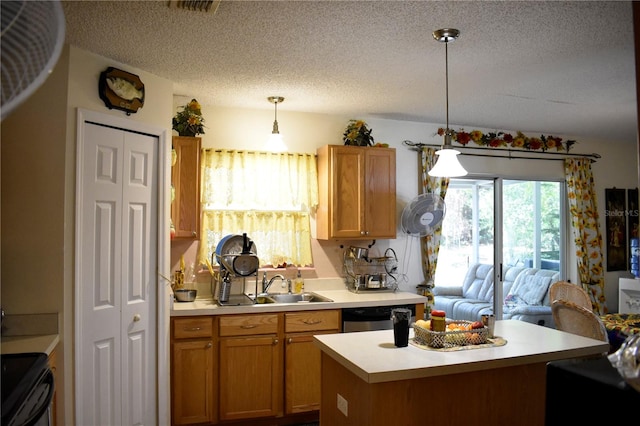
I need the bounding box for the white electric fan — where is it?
[1,0,66,121]
[400,193,447,237]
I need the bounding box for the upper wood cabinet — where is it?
[171,136,201,239]
[316,145,396,240]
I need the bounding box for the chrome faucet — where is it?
[263,274,286,293]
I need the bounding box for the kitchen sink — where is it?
[256,292,334,304]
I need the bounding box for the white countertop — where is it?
[313,320,610,384]
[171,285,428,316]
[1,334,60,356]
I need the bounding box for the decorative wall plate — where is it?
[98,67,145,115]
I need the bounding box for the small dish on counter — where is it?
[174,289,197,302]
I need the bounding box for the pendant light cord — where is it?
[272,100,279,134]
[445,39,450,142]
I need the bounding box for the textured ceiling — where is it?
[62,0,637,143]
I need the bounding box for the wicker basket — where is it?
[413,320,489,348]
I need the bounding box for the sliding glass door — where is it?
[435,179,495,286]
[435,177,565,317]
[502,180,564,271]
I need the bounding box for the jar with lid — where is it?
[430,310,446,332]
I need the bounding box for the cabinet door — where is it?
[285,330,337,414]
[284,310,340,414]
[172,136,201,239]
[218,335,282,420]
[171,339,214,425]
[364,148,396,238]
[330,145,365,238]
[317,145,396,239]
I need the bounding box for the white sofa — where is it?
[432,263,561,327]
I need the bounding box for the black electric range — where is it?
[1,352,54,426]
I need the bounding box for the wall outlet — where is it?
[337,393,348,416]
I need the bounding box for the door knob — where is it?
[133,314,141,322]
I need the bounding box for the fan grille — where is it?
[1,0,65,121]
[401,193,446,237]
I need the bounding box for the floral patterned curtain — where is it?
[419,147,450,284]
[564,158,608,315]
[197,149,318,267]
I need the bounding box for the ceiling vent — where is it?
[168,1,221,14]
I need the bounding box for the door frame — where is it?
[74,108,171,424]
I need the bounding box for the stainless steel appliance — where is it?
[1,352,55,426]
[342,304,416,332]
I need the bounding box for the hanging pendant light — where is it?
[429,28,467,177]
[265,96,288,152]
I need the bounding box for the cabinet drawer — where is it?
[219,314,278,336]
[285,310,340,333]
[173,317,213,339]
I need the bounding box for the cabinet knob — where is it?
[206,342,212,348]
[273,339,279,345]
[133,314,141,322]
[287,338,292,344]
[191,231,197,237]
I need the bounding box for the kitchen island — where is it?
[314,320,609,426]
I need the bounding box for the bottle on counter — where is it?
[430,310,446,332]
[294,270,304,293]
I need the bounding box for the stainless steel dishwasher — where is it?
[342,304,416,332]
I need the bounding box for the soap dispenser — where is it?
[294,270,304,294]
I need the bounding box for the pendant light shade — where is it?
[265,96,287,152]
[429,144,468,177]
[428,28,467,177]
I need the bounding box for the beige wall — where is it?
[1,45,174,424]
[176,102,638,311]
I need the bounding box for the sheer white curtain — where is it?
[197,149,318,267]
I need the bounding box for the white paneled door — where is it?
[76,120,158,425]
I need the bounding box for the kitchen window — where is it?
[197,149,318,267]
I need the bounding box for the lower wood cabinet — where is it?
[171,317,215,425]
[218,313,281,421]
[284,310,340,414]
[170,309,340,425]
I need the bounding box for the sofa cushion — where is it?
[462,264,494,301]
[508,274,553,305]
[502,266,526,297]
[432,295,465,316]
[451,299,493,322]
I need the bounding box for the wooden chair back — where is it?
[551,299,608,342]
[549,281,592,311]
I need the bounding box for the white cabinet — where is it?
[619,278,640,314]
